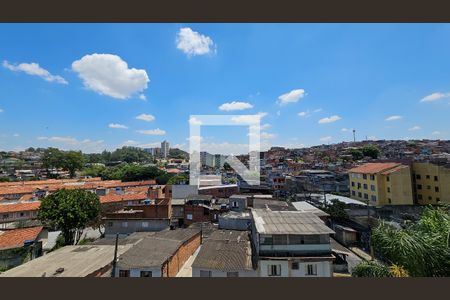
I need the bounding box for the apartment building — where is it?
[412,162,450,204]
[348,163,414,206]
[251,209,335,277]
[161,140,170,159]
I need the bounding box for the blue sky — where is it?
[1,23,450,154]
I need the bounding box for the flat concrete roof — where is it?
[0,245,132,277]
[251,209,335,236]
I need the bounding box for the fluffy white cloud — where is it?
[176,27,215,56]
[231,112,267,124]
[341,128,351,132]
[277,89,306,105]
[318,115,342,124]
[72,53,149,100]
[408,126,421,131]
[137,129,166,135]
[3,60,67,84]
[120,140,139,146]
[420,92,450,103]
[298,111,308,117]
[36,136,105,153]
[261,132,275,139]
[432,131,441,135]
[319,136,333,142]
[385,115,403,121]
[219,101,253,111]
[108,123,128,129]
[136,113,155,122]
[189,116,202,125]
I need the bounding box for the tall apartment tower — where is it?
[161,140,170,158]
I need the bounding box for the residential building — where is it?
[192,230,256,277]
[348,163,414,206]
[198,184,239,198]
[218,211,252,231]
[183,195,221,226]
[412,162,450,204]
[115,229,201,277]
[161,140,170,159]
[251,209,335,277]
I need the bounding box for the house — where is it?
[251,209,335,277]
[291,201,329,221]
[183,195,222,226]
[228,194,248,212]
[0,244,132,277]
[103,199,172,236]
[115,229,201,277]
[0,226,45,270]
[192,230,256,277]
[218,211,252,231]
[198,184,239,198]
[0,202,41,225]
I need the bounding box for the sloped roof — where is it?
[0,226,43,250]
[348,163,402,174]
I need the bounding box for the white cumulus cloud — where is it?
[137,129,166,136]
[318,115,342,124]
[277,89,306,105]
[3,60,67,84]
[36,136,105,153]
[108,123,128,129]
[176,27,215,57]
[72,53,149,100]
[136,113,155,122]
[420,92,450,103]
[261,132,276,139]
[231,112,267,124]
[408,126,421,131]
[219,101,253,111]
[385,115,403,121]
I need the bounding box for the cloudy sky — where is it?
[1,24,450,154]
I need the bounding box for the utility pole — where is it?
[111,233,119,277]
[353,129,356,143]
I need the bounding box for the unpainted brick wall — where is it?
[165,233,201,277]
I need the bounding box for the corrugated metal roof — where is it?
[251,209,334,235]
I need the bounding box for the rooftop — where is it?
[117,229,200,269]
[348,162,403,174]
[251,209,335,235]
[0,226,43,250]
[0,244,132,277]
[291,201,329,218]
[192,230,253,272]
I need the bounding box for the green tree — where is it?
[362,145,381,159]
[38,189,101,245]
[61,151,84,178]
[352,206,450,277]
[156,173,174,185]
[352,261,391,277]
[42,147,64,170]
[350,149,364,161]
[167,174,189,185]
[323,199,349,221]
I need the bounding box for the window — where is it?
[427,185,431,190]
[388,198,392,204]
[436,197,440,202]
[119,270,130,277]
[428,196,432,201]
[370,175,375,180]
[2,214,9,219]
[364,193,368,200]
[142,222,149,228]
[371,195,377,202]
[363,184,368,190]
[357,183,361,189]
[386,176,390,182]
[268,264,281,277]
[261,235,273,245]
[435,186,439,192]
[418,194,423,200]
[351,191,356,196]
[434,176,438,181]
[370,185,375,191]
[363,174,367,180]
[358,192,362,198]
[226,272,239,277]
[186,214,193,220]
[351,181,355,187]
[121,222,128,228]
[200,270,212,277]
[292,262,299,270]
[306,264,317,276]
[140,271,152,277]
[387,187,391,193]
[107,222,113,227]
[426,175,430,179]
[416,174,421,180]
[19,212,24,217]
[232,201,239,208]
[288,235,302,245]
[273,235,288,245]
[417,184,422,190]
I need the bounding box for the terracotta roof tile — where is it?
[348,163,403,174]
[0,226,43,250]
[0,202,41,214]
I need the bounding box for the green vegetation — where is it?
[167,174,189,185]
[361,145,381,159]
[38,189,101,246]
[350,149,364,161]
[84,146,154,164]
[42,148,84,178]
[323,199,349,221]
[352,206,450,277]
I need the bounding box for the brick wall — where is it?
[163,233,201,277]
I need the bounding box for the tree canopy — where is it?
[38,189,101,245]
